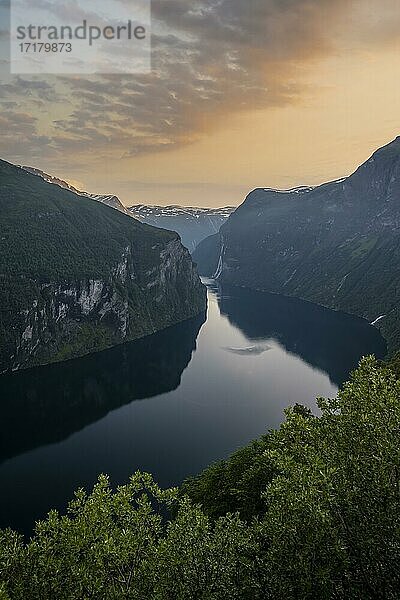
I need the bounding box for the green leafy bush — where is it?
[1,358,400,599]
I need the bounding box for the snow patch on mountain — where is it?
[263,186,315,195]
[129,205,236,253]
[129,204,235,219]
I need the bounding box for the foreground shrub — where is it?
[0,473,259,599]
[1,357,400,599]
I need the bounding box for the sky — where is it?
[0,0,399,207]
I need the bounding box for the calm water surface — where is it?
[0,280,386,534]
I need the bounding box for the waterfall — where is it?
[213,241,225,279]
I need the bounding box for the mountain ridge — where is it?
[0,159,206,372]
[20,166,234,253]
[21,166,132,216]
[193,136,400,354]
[129,204,235,252]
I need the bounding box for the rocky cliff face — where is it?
[9,239,205,372]
[193,137,400,354]
[0,160,206,373]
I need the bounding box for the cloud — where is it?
[0,0,399,165]
[0,76,60,102]
[49,0,344,159]
[0,109,52,159]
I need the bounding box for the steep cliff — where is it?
[0,160,206,373]
[194,137,400,354]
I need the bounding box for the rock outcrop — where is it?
[0,160,206,372]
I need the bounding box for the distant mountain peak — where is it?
[129,204,235,253]
[129,204,235,216]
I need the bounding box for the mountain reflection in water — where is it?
[215,282,386,386]
[0,313,206,465]
[0,281,386,535]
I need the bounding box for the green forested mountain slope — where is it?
[194,137,400,354]
[0,160,206,372]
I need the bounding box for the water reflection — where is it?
[0,283,386,535]
[0,313,206,465]
[214,282,387,386]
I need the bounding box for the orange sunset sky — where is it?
[0,0,399,207]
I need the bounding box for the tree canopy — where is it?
[1,357,399,599]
